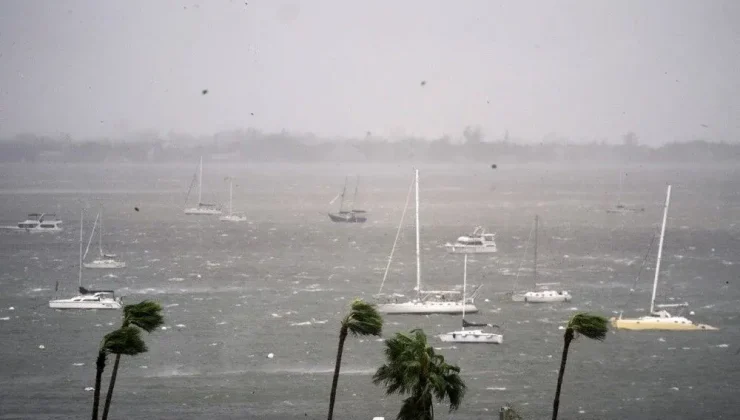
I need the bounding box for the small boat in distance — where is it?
[4,213,63,233]
[184,156,222,216]
[49,210,122,310]
[328,176,367,223]
[611,185,717,331]
[606,171,645,214]
[511,215,572,303]
[445,226,497,253]
[438,254,503,344]
[220,177,247,222]
[84,210,126,269]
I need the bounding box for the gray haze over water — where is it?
[0,163,738,419]
[1,1,739,143]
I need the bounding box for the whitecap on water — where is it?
[85,387,94,392]
[716,344,729,348]
[165,303,179,308]
[175,324,186,328]
[0,317,9,321]
[486,387,507,391]
[168,278,185,282]
[73,363,85,366]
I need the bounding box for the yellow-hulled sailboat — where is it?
[611,185,717,331]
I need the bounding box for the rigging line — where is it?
[620,229,658,311]
[82,212,99,261]
[183,166,198,207]
[511,220,535,293]
[378,176,415,296]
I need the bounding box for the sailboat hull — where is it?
[328,212,366,223]
[522,291,572,303]
[445,244,497,254]
[84,260,126,269]
[49,298,122,310]
[438,330,502,343]
[378,301,478,315]
[610,316,717,331]
[185,207,222,215]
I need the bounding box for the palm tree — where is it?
[373,329,465,420]
[552,313,608,420]
[91,327,147,420]
[327,298,383,420]
[101,301,164,420]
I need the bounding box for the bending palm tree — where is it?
[91,327,147,420]
[552,313,608,420]
[327,298,383,420]
[101,300,164,420]
[373,329,465,420]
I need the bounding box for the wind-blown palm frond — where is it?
[552,312,608,420]
[373,329,466,419]
[343,298,383,337]
[327,298,384,420]
[103,327,147,356]
[123,300,164,332]
[568,313,608,341]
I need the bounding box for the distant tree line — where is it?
[1,128,738,164]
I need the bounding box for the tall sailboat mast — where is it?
[415,169,421,298]
[339,177,347,212]
[533,215,538,287]
[462,254,468,329]
[78,210,83,288]
[649,185,671,314]
[98,209,104,255]
[198,156,203,205]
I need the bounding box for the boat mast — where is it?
[79,210,83,288]
[617,171,624,206]
[339,177,347,212]
[198,156,203,205]
[462,254,467,330]
[533,215,538,287]
[98,209,103,256]
[650,185,671,314]
[415,169,421,298]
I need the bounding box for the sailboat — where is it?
[606,171,645,214]
[611,185,717,330]
[219,177,247,222]
[184,156,222,215]
[377,169,479,315]
[328,176,367,223]
[512,215,572,303]
[438,255,503,343]
[49,210,123,310]
[83,210,125,269]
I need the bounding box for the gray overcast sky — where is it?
[0,0,738,145]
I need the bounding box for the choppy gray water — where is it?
[0,163,738,419]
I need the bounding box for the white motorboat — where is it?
[438,255,502,344]
[376,169,478,315]
[445,226,497,253]
[219,177,247,222]
[184,156,223,215]
[511,215,572,303]
[48,210,122,310]
[3,213,63,233]
[611,185,717,331]
[83,210,126,269]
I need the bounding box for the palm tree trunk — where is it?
[552,328,574,420]
[327,326,348,420]
[101,353,121,420]
[92,350,106,420]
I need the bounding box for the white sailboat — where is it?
[377,169,479,315]
[184,156,222,215]
[611,185,717,331]
[606,171,645,214]
[512,215,572,303]
[84,210,126,269]
[49,211,123,310]
[219,177,247,222]
[438,255,503,343]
